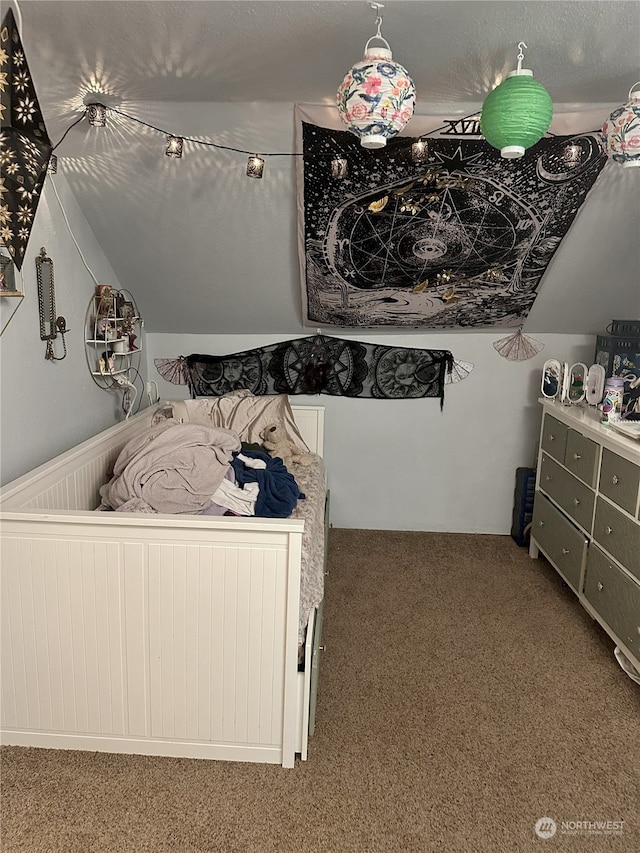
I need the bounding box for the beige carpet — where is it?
[1,529,639,853]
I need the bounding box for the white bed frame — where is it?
[0,403,326,768]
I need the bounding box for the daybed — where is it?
[0,397,327,768]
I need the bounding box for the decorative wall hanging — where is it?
[601,82,640,168]
[0,8,53,270]
[295,104,606,331]
[158,336,454,407]
[493,328,544,361]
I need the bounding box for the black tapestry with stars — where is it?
[298,118,606,329]
[0,8,52,270]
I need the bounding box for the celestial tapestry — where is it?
[157,335,455,407]
[295,105,607,329]
[0,8,52,270]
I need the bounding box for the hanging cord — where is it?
[47,176,101,287]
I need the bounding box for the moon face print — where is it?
[300,123,606,329]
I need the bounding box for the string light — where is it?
[246,155,265,179]
[87,103,107,127]
[331,157,348,179]
[165,135,184,158]
[562,142,582,168]
[52,105,595,184]
[411,139,429,161]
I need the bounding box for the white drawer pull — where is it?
[545,475,552,481]
[612,474,619,485]
[561,548,570,555]
[537,520,544,527]
[573,453,582,460]
[549,434,555,441]
[573,498,580,506]
[605,525,613,534]
[597,581,604,591]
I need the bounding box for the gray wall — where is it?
[147,331,596,533]
[0,175,144,485]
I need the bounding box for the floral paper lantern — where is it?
[480,43,553,159]
[601,83,640,167]
[336,10,416,149]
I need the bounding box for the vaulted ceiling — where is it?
[16,1,640,333]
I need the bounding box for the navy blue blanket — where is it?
[231,450,305,518]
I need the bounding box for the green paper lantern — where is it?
[481,63,553,159]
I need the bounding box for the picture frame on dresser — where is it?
[529,399,640,678]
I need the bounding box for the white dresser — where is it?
[530,400,640,674]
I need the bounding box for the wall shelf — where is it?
[84,287,143,390]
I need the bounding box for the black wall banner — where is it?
[295,105,607,330]
[175,335,454,406]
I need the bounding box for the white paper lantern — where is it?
[601,83,640,167]
[336,12,415,149]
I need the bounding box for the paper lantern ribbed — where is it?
[337,43,416,149]
[601,84,640,167]
[480,70,553,159]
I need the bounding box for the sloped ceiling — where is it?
[16,1,640,334]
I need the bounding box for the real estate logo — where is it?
[534,816,624,839]
[535,817,557,839]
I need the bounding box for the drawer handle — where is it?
[573,498,580,506]
[612,474,619,485]
[605,525,613,534]
[597,581,604,591]
[549,434,555,441]
[537,520,544,527]
[561,548,570,555]
[545,475,552,481]
[573,453,582,460]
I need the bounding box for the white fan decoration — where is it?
[445,359,475,384]
[154,356,188,384]
[493,329,544,361]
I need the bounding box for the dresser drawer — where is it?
[598,448,640,516]
[565,430,599,486]
[539,454,595,532]
[532,493,587,592]
[540,415,569,463]
[593,497,640,580]
[584,545,640,659]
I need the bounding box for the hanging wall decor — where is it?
[158,335,455,407]
[0,8,53,270]
[493,328,544,361]
[295,104,606,331]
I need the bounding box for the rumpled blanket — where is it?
[231,449,305,518]
[99,419,241,514]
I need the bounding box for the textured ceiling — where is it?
[13,1,640,334]
[19,0,640,135]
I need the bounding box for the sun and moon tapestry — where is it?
[295,104,607,330]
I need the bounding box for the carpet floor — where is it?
[1,529,639,853]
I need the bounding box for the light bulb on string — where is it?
[86,103,107,127]
[562,142,582,168]
[165,135,183,158]
[411,139,429,162]
[246,155,265,179]
[331,157,348,179]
